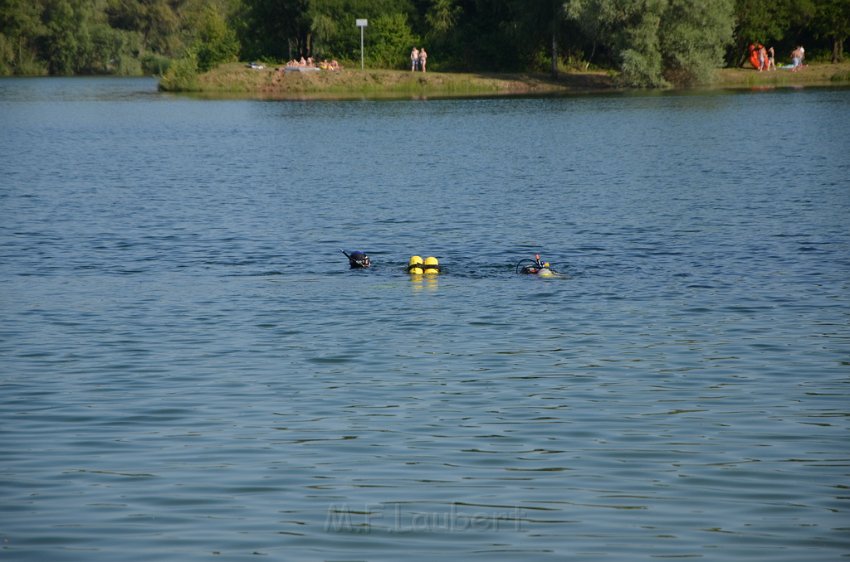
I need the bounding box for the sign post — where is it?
[356,19,368,70]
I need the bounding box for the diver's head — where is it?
[346,250,371,268]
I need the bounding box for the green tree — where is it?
[812,0,850,62]
[566,0,734,87]
[0,0,45,73]
[0,32,12,74]
[305,0,417,62]
[735,0,792,46]
[732,0,815,64]
[618,0,666,87]
[565,0,667,86]
[192,4,238,71]
[367,12,418,68]
[106,0,181,57]
[237,0,309,60]
[426,0,461,34]
[501,0,566,76]
[419,0,461,69]
[41,0,97,74]
[660,0,734,85]
[443,0,527,70]
[309,11,338,57]
[564,0,618,68]
[306,0,353,59]
[85,21,140,74]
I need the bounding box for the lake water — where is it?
[1,77,849,561]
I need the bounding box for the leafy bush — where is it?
[620,48,666,88]
[113,54,142,75]
[159,54,199,91]
[142,53,171,76]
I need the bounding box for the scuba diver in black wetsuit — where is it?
[516,254,558,277]
[342,250,371,269]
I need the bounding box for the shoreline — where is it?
[162,62,850,99]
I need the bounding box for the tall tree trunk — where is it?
[586,40,597,70]
[550,0,559,78]
[551,31,558,77]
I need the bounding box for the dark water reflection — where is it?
[1,78,849,561]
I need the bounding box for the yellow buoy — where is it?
[408,255,424,275]
[424,256,440,274]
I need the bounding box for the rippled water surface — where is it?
[1,78,849,561]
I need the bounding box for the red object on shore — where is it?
[748,43,761,70]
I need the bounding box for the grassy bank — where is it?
[714,62,850,89]
[161,61,850,99]
[162,62,617,99]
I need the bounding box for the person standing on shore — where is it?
[419,48,428,72]
[411,47,419,71]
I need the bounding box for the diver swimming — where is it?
[340,250,560,277]
[341,249,371,269]
[516,254,559,277]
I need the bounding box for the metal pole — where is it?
[356,19,367,70]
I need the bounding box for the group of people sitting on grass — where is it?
[281,56,341,71]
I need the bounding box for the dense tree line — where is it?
[0,0,238,75]
[1,0,848,86]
